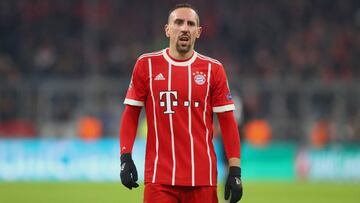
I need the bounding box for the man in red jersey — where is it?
[120,3,242,203]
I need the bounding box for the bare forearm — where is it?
[228,157,240,167]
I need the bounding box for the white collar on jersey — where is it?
[162,48,198,66]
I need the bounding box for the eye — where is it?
[188,21,196,26]
[174,19,184,25]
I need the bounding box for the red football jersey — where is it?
[124,48,235,186]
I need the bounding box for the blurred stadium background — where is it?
[0,0,360,202]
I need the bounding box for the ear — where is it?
[195,26,202,39]
[164,24,170,38]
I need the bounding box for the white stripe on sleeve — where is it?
[213,104,235,113]
[124,98,144,106]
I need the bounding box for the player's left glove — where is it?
[120,153,139,190]
[225,166,243,203]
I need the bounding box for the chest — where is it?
[150,64,211,102]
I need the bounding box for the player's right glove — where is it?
[225,166,243,203]
[120,153,139,190]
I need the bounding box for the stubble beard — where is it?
[176,41,192,54]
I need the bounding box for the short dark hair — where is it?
[168,3,200,26]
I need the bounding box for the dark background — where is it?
[0,0,359,145]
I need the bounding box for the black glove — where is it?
[225,166,243,203]
[120,153,139,190]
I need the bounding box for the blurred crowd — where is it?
[0,0,359,144]
[0,0,359,81]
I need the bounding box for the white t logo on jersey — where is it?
[159,91,178,114]
[159,91,200,114]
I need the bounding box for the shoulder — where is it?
[196,52,225,77]
[196,52,222,66]
[133,50,163,75]
[137,50,163,61]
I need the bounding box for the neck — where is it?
[168,47,194,61]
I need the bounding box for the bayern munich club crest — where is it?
[193,71,206,85]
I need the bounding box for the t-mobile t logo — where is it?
[159,91,200,114]
[159,91,178,114]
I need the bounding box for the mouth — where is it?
[178,35,190,42]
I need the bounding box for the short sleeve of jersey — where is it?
[124,58,148,106]
[211,64,235,113]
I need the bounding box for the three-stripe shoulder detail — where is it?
[138,51,163,60]
[197,53,222,65]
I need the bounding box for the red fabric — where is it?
[144,183,218,203]
[119,105,141,154]
[0,119,36,137]
[123,48,235,186]
[217,111,241,159]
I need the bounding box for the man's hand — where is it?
[225,166,243,203]
[120,153,139,190]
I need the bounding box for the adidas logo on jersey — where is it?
[154,73,165,80]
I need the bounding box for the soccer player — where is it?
[119,3,243,203]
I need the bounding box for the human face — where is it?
[165,8,202,55]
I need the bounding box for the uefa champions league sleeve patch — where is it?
[226,92,233,100]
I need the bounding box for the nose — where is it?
[179,23,190,32]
